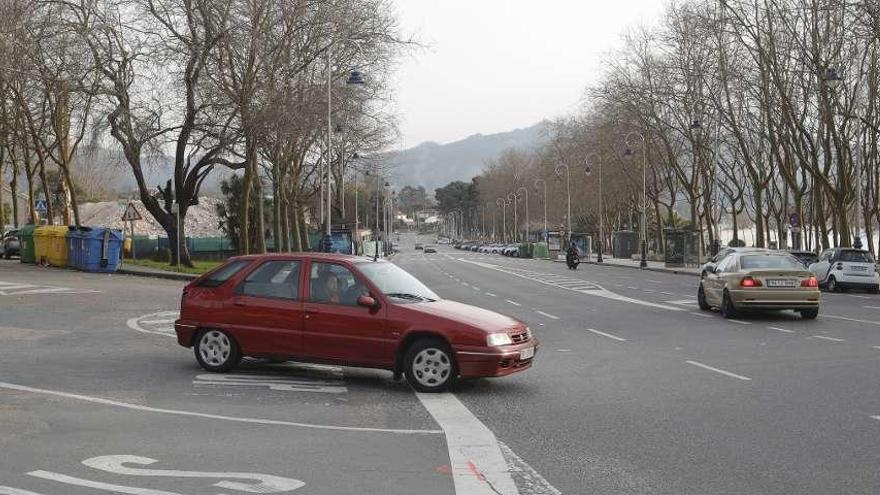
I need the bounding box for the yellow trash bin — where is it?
[34,226,70,267]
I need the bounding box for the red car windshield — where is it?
[358,262,439,302]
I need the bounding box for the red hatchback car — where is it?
[174,253,537,392]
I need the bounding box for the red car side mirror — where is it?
[357,295,379,309]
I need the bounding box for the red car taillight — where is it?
[740,276,761,288]
[801,276,818,288]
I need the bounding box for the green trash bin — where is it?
[19,224,37,264]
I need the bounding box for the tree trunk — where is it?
[239,142,256,255]
[272,164,282,253]
[254,176,266,253]
[10,162,19,227]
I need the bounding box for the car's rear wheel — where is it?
[194,329,241,373]
[799,307,819,319]
[697,284,711,310]
[404,338,457,393]
[720,290,738,319]
[827,276,840,293]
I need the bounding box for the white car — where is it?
[809,248,879,293]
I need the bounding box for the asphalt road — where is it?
[3,234,880,494]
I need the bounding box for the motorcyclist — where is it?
[566,243,580,268]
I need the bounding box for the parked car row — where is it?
[1,229,19,259]
[453,241,520,257]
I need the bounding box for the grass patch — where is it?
[123,258,222,275]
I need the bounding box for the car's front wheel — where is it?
[404,338,457,393]
[799,307,819,319]
[194,329,242,372]
[827,276,840,293]
[697,284,711,310]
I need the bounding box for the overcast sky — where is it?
[391,0,666,148]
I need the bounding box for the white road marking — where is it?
[586,328,627,342]
[647,279,662,284]
[690,312,713,318]
[810,335,845,342]
[193,373,347,394]
[820,314,880,326]
[82,455,305,492]
[505,299,521,306]
[0,487,46,495]
[625,286,639,290]
[0,381,439,435]
[872,346,880,350]
[556,349,572,352]
[461,282,471,287]
[457,259,683,311]
[660,291,674,296]
[726,319,752,325]
[535,310,560,320]
[472,286,480,291]
[685,360,752,381]
[768,326,795,333]
[642,289,656,293]
[28,471,183,495]
[485,292,497,297]
[127,311,179,337]
[498,441,563,495]
[850,295,871,299]
[416,393,522,495]
[139,319,177,325]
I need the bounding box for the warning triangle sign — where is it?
[121,202,143,222]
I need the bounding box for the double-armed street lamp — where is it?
[555,163,571,244]
[584,152,603,263]
[507,192,518,242]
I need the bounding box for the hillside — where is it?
[387,122,549,192]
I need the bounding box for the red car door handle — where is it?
[304,306,319,314]
[233,299,245,306]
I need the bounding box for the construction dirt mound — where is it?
[78,197,224,237]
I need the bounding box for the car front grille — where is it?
[510,331,530,344]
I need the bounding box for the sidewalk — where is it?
[117,263,198,282]
[576,256,701,277]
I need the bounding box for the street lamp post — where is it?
[823,67,862,249]
[534,178,547,243]
[507,192,518,243]
[496,198,506,243]
[322,42,365,251]
[516,187,529,242]
[624,131,649,268]
[555,164,571,244]
[585,152,603,263]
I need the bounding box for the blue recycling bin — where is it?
[66,227,92,270]
[81,227,123,273]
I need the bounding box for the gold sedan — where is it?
[698,252,820,319]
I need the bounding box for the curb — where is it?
[116,268,198,282]
[581,260,701,277]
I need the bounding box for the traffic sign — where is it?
[35,200,47,212]
[121,202,143,222]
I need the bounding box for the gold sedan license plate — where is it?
[767,279,797,287]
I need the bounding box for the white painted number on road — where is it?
[14,454,305,494]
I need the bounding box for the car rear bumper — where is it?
[174,320,199,347]
[729,289,820,309]
[454,341,537,378]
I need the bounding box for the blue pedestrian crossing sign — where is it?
[35,200,48,212]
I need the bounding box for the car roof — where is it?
[226,253,380,263]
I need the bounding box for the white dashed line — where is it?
[768,326,795,333]
[863,306,880,310]
[726,319,752,325]
[685,360,751,381]
[660,291,674,296]
[810,335,845,342]
[485,292,497,297]
[690,312,713,318]
[535,310,560,320]
[586,328,627,342]
[821,314,880,326]
[505,299,521,307]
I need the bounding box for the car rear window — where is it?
[740,255,803,270]
[197,260,250,288]
[838,250,874,263]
